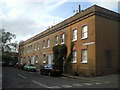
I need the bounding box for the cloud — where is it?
[1,0,119,43]
[46,0,69,10]
[89,1,119,12]
[1,0,65,42]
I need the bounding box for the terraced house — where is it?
[18,5,120,76]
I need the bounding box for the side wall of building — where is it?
[96,15,119,75]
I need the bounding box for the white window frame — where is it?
[72,51,77,63]
[34,43,36,50]
[47,39,50,48]
[73,29,77,41]
[81,49,88,63]
[55,36,58,45]
[30,45,32,52]
[61,33,65,44]
[81,25,88,39]
[37,42,40,50]
[43,40,46,49]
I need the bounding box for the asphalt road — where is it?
[2,67,119,90]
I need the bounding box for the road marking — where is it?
[73,84,83,86]
[17,74,27,79]
[95,83,102,85]
[61,85,72,88]
[49,86,61,88]
[83,83,93,85]
[32,80,50,88]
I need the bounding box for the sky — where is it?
[0,0,119,43]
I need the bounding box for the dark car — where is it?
[9,62,16,67]
[15,63,19,68]
[18,63,26,70]
[1,61,9,67]
[40,64,63,76]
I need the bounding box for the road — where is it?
[2,67,119,90]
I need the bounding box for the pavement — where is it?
[63,73,119,83]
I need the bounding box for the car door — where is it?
[45,65,50,74]
[42,65,49,75]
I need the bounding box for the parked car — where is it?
[24,64,37,72]
[9,62,16,67]
[18,63,26,70]
[40,64,63,76]
[1,61,8,67]
[15,63,19,68]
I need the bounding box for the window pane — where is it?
[61,34,65,44]
[73,29,77,40]
[82,25,88,39]
[82,49,87,63]
[55,36,58,45]
[72,51,77,63]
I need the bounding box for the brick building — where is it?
[18,5,120,76]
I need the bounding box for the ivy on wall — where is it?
[64,42,74,73]
[53,44,67,68]
[52,42,74,73]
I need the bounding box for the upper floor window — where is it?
[34,43,36,50]
[55,36,58,45]
[61,33,65,44]
[37,42,40,50]
[47,39,50,48]
[28,46,30,52]
[43,40,46,49]
[30,45,32,52]
[82,25,88,39]
[73,29,77,41]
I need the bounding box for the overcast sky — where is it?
[0,0,119,43]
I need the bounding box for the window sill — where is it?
[71,61,77,63]
[55,44,58,46]
[72,39,77,42]
[61,42,65,45]
[81,37,87,40]
[46,47,50,48]
[81,62,87,64]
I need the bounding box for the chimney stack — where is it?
[78,5,81,13]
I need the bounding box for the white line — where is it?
[73,84,83,86]
[61,85,73,88]
[17,74,27,79]
[32,80,51,88]
[95,83,102,85]
[49,86,61,88]
[83,83,93,85]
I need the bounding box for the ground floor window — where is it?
[72,51,77,63]
[81,49,87,63]
[31,56,35,65]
